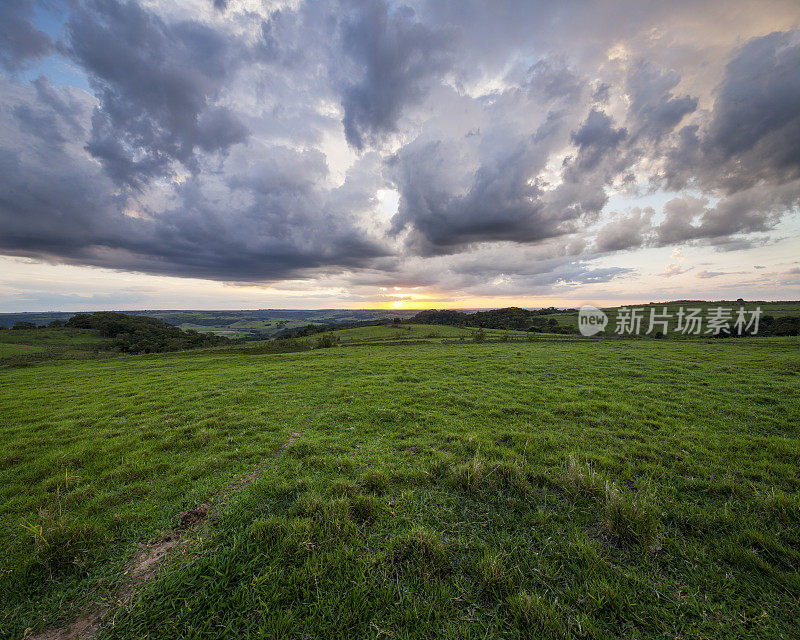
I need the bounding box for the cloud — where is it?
[625,61,697,144]
[595,207,654,252]
[0,75,388,282]
[65,0,249,186]
[0,1,53,73]
[0,1,798,299]
[655,182,800,245]
[665,30,800,193]
[339,0,452,150]
[661,263,690,278]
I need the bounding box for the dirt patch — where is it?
[275,431,301,456]
[176,502,209,529]
[126,535,181,582]
[28,431,301,640]
[26,608,107,640]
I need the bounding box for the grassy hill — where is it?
[1,333,799,638]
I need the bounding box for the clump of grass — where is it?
[506,590,565,638]
[451,456,528,495]
[248,516,289,545]
[564,454,603,498]
[477,551,514,595]
[349,494,384,524]
[289,493,350,525]
[490,461,529,495]
[603,481,658,549]
[329,479,358,497]
[20,470,104,572]
[452,455,486,492]
[360,470,390,495]
[754,486,800,523]
[390,527,450,578]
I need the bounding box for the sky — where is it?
[0,0,799,312]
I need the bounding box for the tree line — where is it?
[3,313,233,354]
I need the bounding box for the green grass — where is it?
[0,343,45,357]
[0,328,106,347]
[1,337,799,638]
[298,323,542,346]
[0,328,112,367]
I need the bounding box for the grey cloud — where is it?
[0,79,387,282]
[1,0,799,295]
[625,61,697,143]
[655,182,799,246]
[388,133,580,255]
[0,1,53,72]
[665,30,800,193]
[595,207,654,252]
[339,0,452,149]
[705,31,800,188]
[569,109,627,173]
[387,63,604,256]
[66,0,249,186]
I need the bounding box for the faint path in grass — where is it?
[26,431,302,640]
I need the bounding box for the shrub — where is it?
[314,333,337,348]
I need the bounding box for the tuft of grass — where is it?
[564,454,603,498]
[349,494,383,524]
[20,470,105,572]
[390,527,450,578]
[360,469,390,495]
[603,481,659,548]
[452,455,486,492]
[506,590,566,638]
[477,551,514,595]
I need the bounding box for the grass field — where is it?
[295,323,532,345]
[1,335,799,638]
[0,329,112,367]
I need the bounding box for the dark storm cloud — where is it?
[0,1,53,72]
[665,30,800,194]
[386,61,607,255]
[339,0,452,149]
[65,0,248,187]
[568,109,627,173]
[0,75,388,281]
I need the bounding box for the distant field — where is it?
[0,328,110,366]
[297,323,524,344]
[0,343,45,357]
[0,328,106,346]
[1,335,798,638]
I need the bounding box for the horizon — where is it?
[2,298,798,317]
